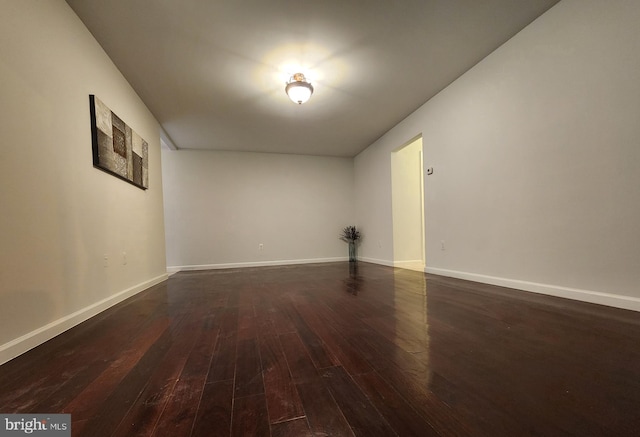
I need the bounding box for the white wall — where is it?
[355,0,640,310]
[354,144,394,266]
[0,1,167,364]
[162,149,354,270]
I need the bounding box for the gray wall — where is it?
[355,0,640,310]
[0,0,168,363]
[162,149,354,270]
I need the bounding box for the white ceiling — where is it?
[66,0,560,157]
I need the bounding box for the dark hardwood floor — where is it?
[1,262,639,436]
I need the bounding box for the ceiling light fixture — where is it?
[285,73,314,104]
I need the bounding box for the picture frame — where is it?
[89,95,148,190]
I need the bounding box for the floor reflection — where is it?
[343,261,363,295]
[392,268,431,386]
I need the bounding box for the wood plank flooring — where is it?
[1,262,639,436]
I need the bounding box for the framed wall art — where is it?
[89,95,148,189]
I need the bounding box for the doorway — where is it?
[391,136,425,271]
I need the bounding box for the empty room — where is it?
[1,0,639,436]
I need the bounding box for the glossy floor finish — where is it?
[1,262,639,436]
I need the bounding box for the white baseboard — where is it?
[393,260,425,272]
[0,273,168,366]
[168,257,348,273]
[359,257,395,267]
[360,257,426,271]
[426,267,640,312]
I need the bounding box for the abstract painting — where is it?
[89,95,148,189]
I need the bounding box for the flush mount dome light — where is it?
[285,73,314,104]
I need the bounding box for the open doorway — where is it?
[391,136,425,271]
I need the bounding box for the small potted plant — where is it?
[340,225,361,262]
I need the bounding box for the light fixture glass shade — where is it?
[285,73,314,104]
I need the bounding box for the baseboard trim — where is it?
[168,257,348,273]
[425,267,640,312]
[359,257,395,267]
[0,273,168,366]
[393,260,425,271]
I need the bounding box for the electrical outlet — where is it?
[103,254,109,267]
[441,240,445,251]
[259,243,263,250]
[378,240,382,248]
[122,252,127,265]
